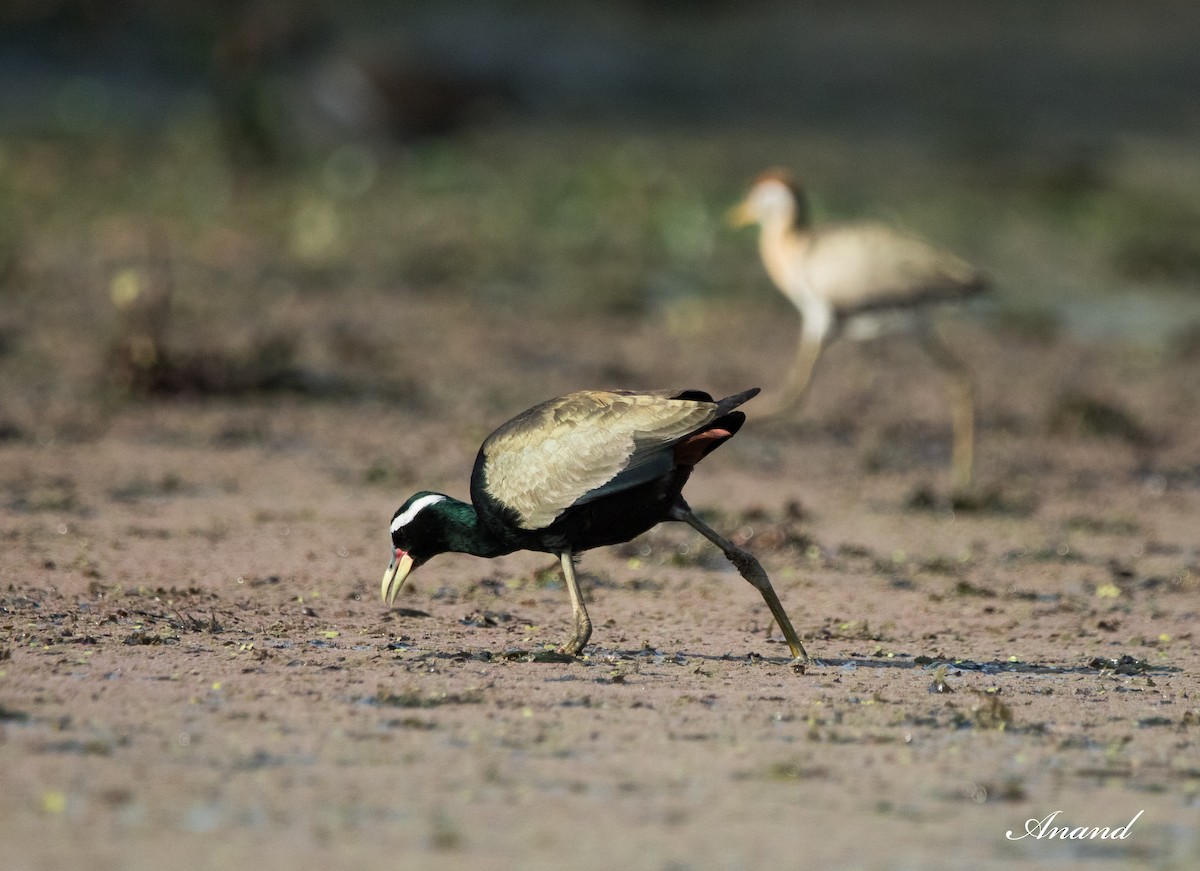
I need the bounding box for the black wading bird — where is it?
[382,388,807,661]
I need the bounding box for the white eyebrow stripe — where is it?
[391,494,447,533]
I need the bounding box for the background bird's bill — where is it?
[381,549,415,605]
[727,200,754,227]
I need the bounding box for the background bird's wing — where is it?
[479,390,718,530]
[804,223,983,311]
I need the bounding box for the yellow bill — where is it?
[727,200,755,227]
[381,550,415,606]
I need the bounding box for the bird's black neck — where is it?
[425,497,514,559]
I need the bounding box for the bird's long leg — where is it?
[669,504,808,663]
[917,319,976,493]
[760,299,832,418]
[557,549,593,656]
[770,332,824,414]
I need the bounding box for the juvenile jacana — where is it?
[382,388,807,661]
[732,170,986,491]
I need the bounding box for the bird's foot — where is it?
[786,638,810,665]
[558,618,592,657]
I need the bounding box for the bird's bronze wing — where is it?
[479,390,718,530]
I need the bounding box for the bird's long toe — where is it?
[559,613,592,656]
[558,633,588,657]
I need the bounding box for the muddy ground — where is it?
[2,285,1199,870]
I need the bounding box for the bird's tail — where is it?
[715,387,761,415]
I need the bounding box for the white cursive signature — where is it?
[1006,809,1143,841]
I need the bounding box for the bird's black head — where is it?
[382,491,451,606]
[389,491,453,560]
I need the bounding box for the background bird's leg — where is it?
[917,319,976,493]
[669,504,808,662]
[760,299,831,418]
[557,550,592,656]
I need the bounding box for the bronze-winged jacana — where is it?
[382,387,807,662]
[732,170,986,491]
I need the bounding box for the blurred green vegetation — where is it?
[2,2,1198,432]
[4,118,1197,322]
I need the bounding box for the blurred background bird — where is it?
[732,170,987,493]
